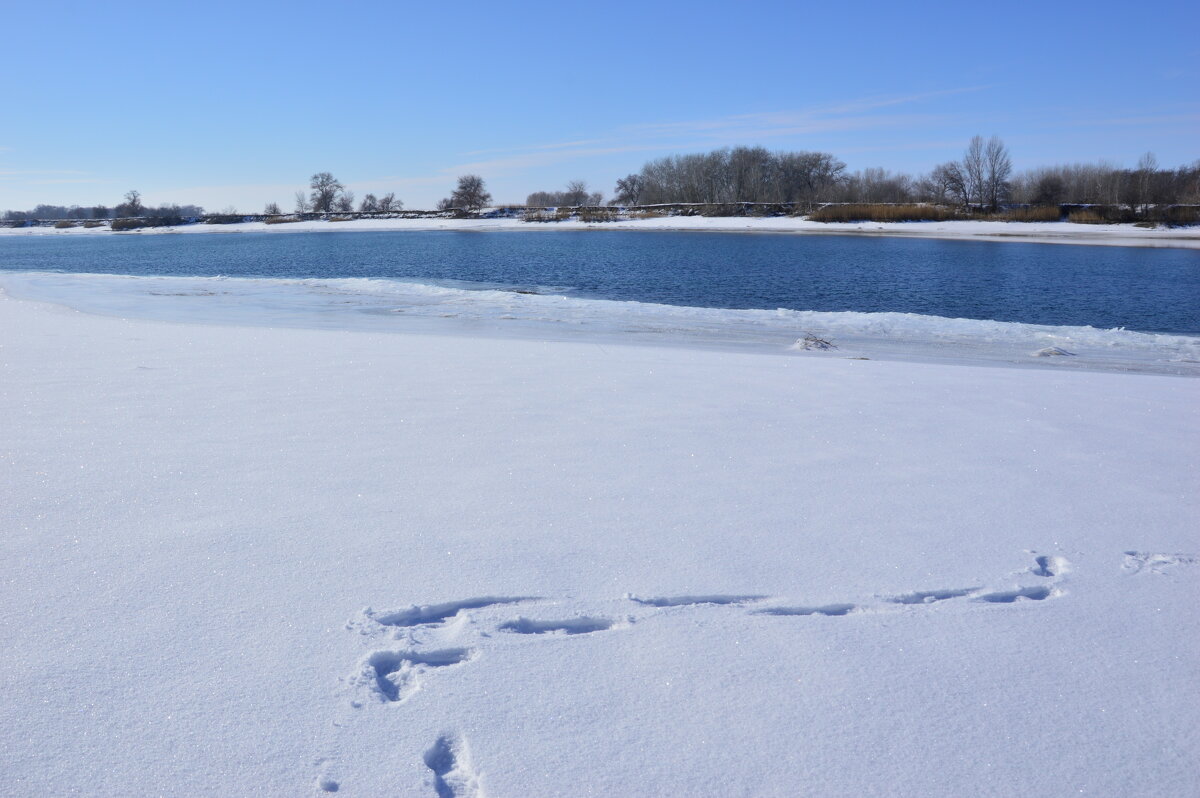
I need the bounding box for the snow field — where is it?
[0,291,1197,796]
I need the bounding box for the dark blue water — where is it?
[2,230,1198,333]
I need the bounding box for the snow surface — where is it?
[2,214,1199,248]
[1,282,1198,796]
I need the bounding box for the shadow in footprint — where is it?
[1031,555,1071,577]
[367,649,473,702]
[630,594,766,607]
[424,734,478,798]
[498,617,613,635]
[975,586,1054,603]
[755,604,858,617]
[371,597,537,628]
[887,588,977,605]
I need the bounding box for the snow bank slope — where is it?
[1,293,1196,796]
[3,271,1197,376]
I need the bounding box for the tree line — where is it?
[5,141,1199,222]
[3,190,203,222]
[601,139,1199,210]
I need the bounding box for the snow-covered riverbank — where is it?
[3,214,1199,248]
[1,286,1197,796]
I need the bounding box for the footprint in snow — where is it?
[358,648,475,704]
[628,594,767,607]
[754,603,860,617]
[358,596,537,631]
[1122,551,1197,575]
[974,585,1057,603]
[424,733,481,798]
[886,587,978,605]
[498,617,614,635]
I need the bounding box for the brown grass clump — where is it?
[264,216,301,224]
[82,221,105,228]
[1067,209,1106,224]
[1000,206,1062,222]
[327,215,355,222]
[1162,206,1200,226]
[54,220,76,228]
[807,204,959,223]
[578,207,618,223]
[110,218,144,231]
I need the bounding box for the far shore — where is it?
[2,215,1199,248]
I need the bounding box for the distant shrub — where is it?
[628,209,668,219]
[205,214,244,224]
[327,215,356,222]
[54,220,76,228]
[82,221,104,228]
[808,204,960,223]
[111,218,144,231]
[263,216,301,224]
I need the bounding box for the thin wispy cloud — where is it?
[442,86,989,179]
[357,145,676,191]
[1060,112,1200,128]
[0,169,88,175]
[623,86,989,138]
[28,178,107,185]
[463,137,617,157]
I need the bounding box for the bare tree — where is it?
[294,191,310,214]
[962,136,986,209]
[335,190,355,213]
[983,137,1012,211]
[445,175,492,210]
[359,193,378,213]
[309,172,343,213]
[562,180,590,206]
[612,174,644,205]
[923,162,967,206]
[264,202,281,215]
[1031,173,1065,206]
[116,190,144,217]
[377,192,400,212]
[1134,152,1158,213]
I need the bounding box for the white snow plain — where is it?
[1,277,1198,796]
[2,214,1199,248]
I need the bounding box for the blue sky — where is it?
[1,0,1196,211]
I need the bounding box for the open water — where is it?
[1,230,1197,333]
